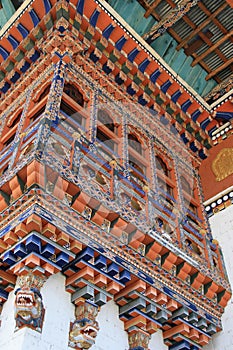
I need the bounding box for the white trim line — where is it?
[0,0,34,39]
[204,186,233,206]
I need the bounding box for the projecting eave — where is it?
[0,0,34,39]
[97,0,211,112]
[0,0,229,159]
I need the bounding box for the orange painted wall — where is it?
[199,134,233,201]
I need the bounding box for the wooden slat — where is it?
[191,30,233,67]
[176,2,228,51]
[144,0,163,18]
[143,2,183,43]
[226,0,233,8]
[205,58,233,80]
[198,2,229,35]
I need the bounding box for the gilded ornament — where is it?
[212,148,233,181]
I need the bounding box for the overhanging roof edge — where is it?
[0,0,34,39]
[96,0,212,112]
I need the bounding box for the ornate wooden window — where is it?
[128,133,142,155]
[60,101,86,129]
[181,175,202,228]
[60,83,88,133]
[181,175,192,196]
[64,83,84,107]
[96,109,119,160]
[128,132,149,192]
[185,238,202,256]
[97,109,115,132]
[155,154,175,209]
[155,156,169,177]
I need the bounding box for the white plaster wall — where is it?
[150,329,168,350]
[92,300,128,350]
[204,205,233,350]
[0,273,74,350]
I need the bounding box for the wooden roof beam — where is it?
[191,30,233,67]
[206,58,233,81]
[198,2,229,35]
[226,0,233,8]
[142,3,183,43]
[176,2,228,51]
[143,0,197,42]
[144,0,163,18]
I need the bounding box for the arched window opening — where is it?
[157,177,173,197]
[97,109,115,132]
[185,239,202,256]
[129,154,146,177]
[128,132,148,186]
[181,175,192,195]
[60,100,85,129]
[96,128,115,152]
[96,109,119,160]
[128,133,142,155]
[38,85,51,102]
[10,111,22,128]
[155,156,169,177]
[64,83,84,107]
[189,202,198,215]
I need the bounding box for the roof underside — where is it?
[107,0,233,100]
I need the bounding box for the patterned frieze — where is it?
[0,188,228,324]
[0,1,231,347]
[0,188,230,347]
[0,153,229,292]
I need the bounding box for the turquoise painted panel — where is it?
[162,39,178,63]
[178,56,193,78]
[169,50,187,72]
[201,79,217,97]
[0,0,15,29]
[191,70,209,96]
[186,64,202,86]
[108,0,218,97]
[108,0,156,36]
[151,31,174,57]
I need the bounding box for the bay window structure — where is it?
[0,3,231,350]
